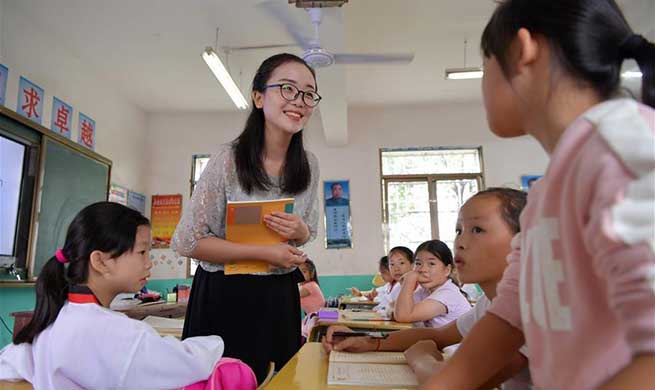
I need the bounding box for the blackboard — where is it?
[31,138,109,276]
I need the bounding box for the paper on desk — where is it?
[327,362,418,387]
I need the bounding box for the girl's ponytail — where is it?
[620,34,655,108]
[13,255,68,344]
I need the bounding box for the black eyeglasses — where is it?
[263,83,322,107]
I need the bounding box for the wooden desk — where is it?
[309,310,412,342]
[338,296,378,310]
[262,342,416,390]
[115,302,187,321]
[0,381,32,390]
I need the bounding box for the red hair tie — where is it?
[55,248,69,264]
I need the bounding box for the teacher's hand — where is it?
[267,243,307,269]
[263,212,310,242]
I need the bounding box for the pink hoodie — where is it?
[489,99,655,389]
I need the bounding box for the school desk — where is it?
[338,296,379,310]
[308,310,412,342]
[115,301,187,320]
[262,342,416,390]
[0,380,31,390]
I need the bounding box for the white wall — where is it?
[145,101,548,276]
[0,1,148,193]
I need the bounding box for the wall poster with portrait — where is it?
[323,180,353,249]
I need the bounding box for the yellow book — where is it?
[224,198,294,275]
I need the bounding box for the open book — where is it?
[327,351,418,388]
[224,198,294,274]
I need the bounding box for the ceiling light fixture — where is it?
[445,39,483,80]
[202,29,249,110]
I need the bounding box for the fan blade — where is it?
[229,43,298,52]
[258,1,312,49]
[333,53,415,64]
[315,66,348,146]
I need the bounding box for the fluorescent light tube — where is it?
[202,47,249,110]
[445,67,484,80]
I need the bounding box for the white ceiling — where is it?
[5,0,654,114]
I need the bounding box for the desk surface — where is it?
[115,302,187,320]
[309,310,412,343]
[338,296,378,309]
[318,310,413,331]
[263,342,416,390]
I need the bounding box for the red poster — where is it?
[151,194,182,248]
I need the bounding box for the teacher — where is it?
[172,53,321,384]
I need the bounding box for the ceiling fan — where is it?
[252,0,415,68]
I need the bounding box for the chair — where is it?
[257,361,275,389]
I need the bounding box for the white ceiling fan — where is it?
[256,0,415,68]
[233,1,415,146]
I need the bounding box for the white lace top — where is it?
[171,143,320,275]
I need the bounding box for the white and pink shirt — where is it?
[488,99,655,389]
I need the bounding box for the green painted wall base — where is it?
[0,274,375,348]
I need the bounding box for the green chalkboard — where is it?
[32,138,109,277]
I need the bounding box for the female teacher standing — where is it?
[172,53,321,383]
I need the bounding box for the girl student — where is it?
[373,246,415,312]
[350,255,394,301]
[424,1,655,389]
[171,53,321,384]
[393,240,470,328]
[324,188,530,389]
[0,202,251,389]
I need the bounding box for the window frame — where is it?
[380,147,485,252]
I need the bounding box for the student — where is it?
[424,1,655,389]
[299,259,325,340]
[393,240,470,327]
[374,247,414,312]
[171,53,321,383]
[298,259,325,315]
[350,255,393,301]
[0,202,251,389]
[323,188,530,389]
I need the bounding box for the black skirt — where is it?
[182,266,305,384]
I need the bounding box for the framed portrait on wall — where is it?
[323,180,353,249]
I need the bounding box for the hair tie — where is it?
[619,34,654,62]
[55,248,69,264]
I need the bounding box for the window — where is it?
[190,154,211,196]
[381,147,484,252]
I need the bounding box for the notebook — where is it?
[327,351,418,388]
[224,198,294,274]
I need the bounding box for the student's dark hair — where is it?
[13,202,150,344]
[471,187,527,234]
[233,53,318,194]
[481,0,655,107]
[378,255,389,271]
[302,259,319,285]
[389,246,414,264]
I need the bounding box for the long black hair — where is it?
[14,202,150,344]
[481,0,655,107]
[302,259,319,285]
[233,53,317,194]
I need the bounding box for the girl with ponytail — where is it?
[1,202,255,389]
[419,1,655,389]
